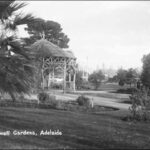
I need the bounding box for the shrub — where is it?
[76,95,93,108]
[55,100,67,110]
[119,80,125,86]
[129,87,150,121]
[80,82,92,90]
[38,92,60,108]
[48,95,56,102]
[51,83,62,89]
[38,92,50,104]
[88,70,105,90]
[117,88,138,94]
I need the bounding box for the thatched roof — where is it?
[30,39,75,59]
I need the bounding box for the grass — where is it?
[0,106,150,149]
[70,82,130,101]
[69,91,129,103]
[78,82,130,91]
[112,87,137,94]
[98,82,130,91]
[0,99,119,112]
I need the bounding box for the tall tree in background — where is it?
[75,70,84,90]
[88,70,105,90]
[126,68,138,87]
[117,68,127,86]
[0,0,35,101]
[24,18,70,48]
[117,68,138,87]
[141,53,150,88]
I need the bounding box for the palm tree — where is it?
[0,0,36,101]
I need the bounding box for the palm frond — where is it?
[8,41,29,59]
[0,0,14,20]
[0,36,14,56]
[0,1,36,99]
[9,2,27,13]
[0,55,34,95]
[0,36,34,59]
[15,13,35,29]
[1,1,27,20]
[5,13,35,31]
[0,35,14,45]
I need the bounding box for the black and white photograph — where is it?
[0,0,150,149]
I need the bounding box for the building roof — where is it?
[30,39,75,59]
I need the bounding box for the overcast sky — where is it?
[19,1,150,72]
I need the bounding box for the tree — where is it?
[117,68,127,86]
[129,87,150,121]
[88,70,105,90]
[108,75,118,82]
[126,68,138,87]
[75,70,84,90]
[117,68,138,87]
[0,1,35,101]
[24,18,70,48]
[141,53,150,88]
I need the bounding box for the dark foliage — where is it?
[76,95,93,108]
[141,53,150,88]
[0,1,36,101]
[128,87,150,121]
[38,92,50,103]
[116,88,138,94]
[117,68,139,87]
[88,70,105,90]
[118,79,125,86]
[24,18,70,48]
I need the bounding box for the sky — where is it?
[19,1,150,72]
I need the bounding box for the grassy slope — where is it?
[99,83,130,91]
[74,83,130,101]
[0,107,150,149]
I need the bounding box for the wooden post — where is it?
[63,60,66,93]
[41,58,45,90]
[48,71,51,89]
[53,66,54,81]
[69,73,71,82]
[69,73,71,88]
[73,71,76,92]
[52,66,55,86]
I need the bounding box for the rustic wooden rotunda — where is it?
[31,39,76,92]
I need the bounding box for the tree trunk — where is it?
[63,61,66,93]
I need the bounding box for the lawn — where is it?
[0,107,150,149]
[73,91,129,102]
[98,82,130,91]
[78,82,130,92]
